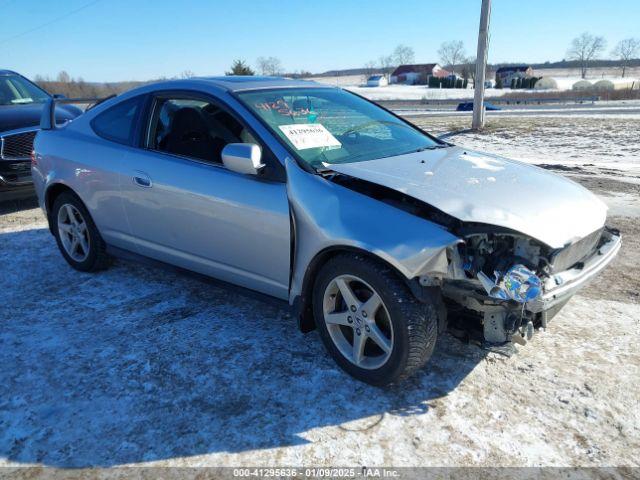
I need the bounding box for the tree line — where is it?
[569,33,639,78]
[35,34,639,98]
[33,71,141,99]
[359,34,639,84]
[225,57,311,78]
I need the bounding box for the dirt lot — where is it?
[1,113,639,468]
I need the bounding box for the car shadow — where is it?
[0,195,38,215]
[0,227,487,467]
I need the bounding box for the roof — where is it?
[496,65,531,73]
[194,76,326,92]
[391,64,441,76]
[0,69,18,76]
[98,76,334,107]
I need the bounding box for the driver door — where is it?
[119,93,291,299]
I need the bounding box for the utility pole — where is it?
[472,0,492,130]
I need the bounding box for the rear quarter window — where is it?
[91,96,144,145]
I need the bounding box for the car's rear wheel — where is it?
[313,254,438,386]
[52,192,110,272]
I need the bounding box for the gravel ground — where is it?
[0,114,639,469]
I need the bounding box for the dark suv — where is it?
[0,70,82,199]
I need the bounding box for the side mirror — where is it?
[221,143,264,175]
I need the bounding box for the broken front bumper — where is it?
[527,229,621,313]
[442,229,621,344]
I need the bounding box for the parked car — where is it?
[456,101,501,111]
[0,70,82,199]
[32,77,620,385]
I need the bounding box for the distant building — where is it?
[390,63,449,85]
[366,74,388,87]
[495,65,533,86]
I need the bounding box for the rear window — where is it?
[91,96,143,145]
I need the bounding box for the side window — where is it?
[148,97,258,165]
[92,96,143,145]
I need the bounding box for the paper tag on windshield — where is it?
[278,124,341,150]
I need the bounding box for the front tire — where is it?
[313,254,438,386]
[52,192,110,272]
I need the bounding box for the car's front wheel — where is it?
[52,192,110,272]
[313,254,438,386]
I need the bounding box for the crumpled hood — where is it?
[326,146,607,248]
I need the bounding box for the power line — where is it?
[0,0,103,46]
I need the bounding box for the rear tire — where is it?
[52,192,110,272]
[313,253,438,386]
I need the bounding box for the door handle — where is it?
[132,172,152,188]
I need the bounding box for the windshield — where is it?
[237,88,442,168]
[0,74,50,106]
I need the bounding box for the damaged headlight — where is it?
[477,264,542,303]
[460,231,547,303]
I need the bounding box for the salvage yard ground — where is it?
[0,109,639,468]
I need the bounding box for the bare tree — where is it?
[378,54,394,79]
[567,32,607,79]
[180,70,195,79]
[462,57,491,86]
[392,44,415,66]
[460,57,476,82]
[362,60,378,83]
[612,38,640,77]
[438,41,466,75]
[363,60,377,76]
[257,56,283,76]
[56,71,71,83]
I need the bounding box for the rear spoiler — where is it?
[40,96,112,130]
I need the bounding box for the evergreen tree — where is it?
[226,60,255,76]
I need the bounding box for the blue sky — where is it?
[1,0,639,82]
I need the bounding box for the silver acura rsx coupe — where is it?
[32,76,621,385]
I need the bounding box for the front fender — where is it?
[286,157,461,303]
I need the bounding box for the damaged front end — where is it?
[288,157,621,352]
[316,165,621,352]
[321,144,623,351]
[441,226,621,352]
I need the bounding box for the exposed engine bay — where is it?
[460,232,547,280]
[326,171,612,353]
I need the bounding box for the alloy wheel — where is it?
[57,203,90,263]
[322,274,394,369]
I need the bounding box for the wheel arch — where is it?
[294,245,430,333]
[44,182,81,233]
